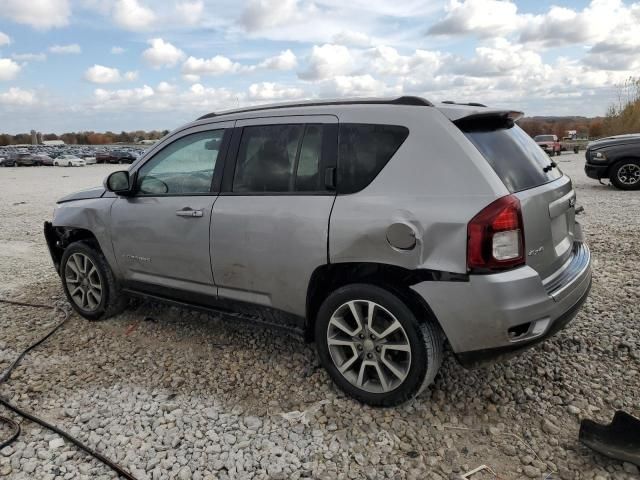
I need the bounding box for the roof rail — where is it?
[440,100,487,107]
[197,96,433,120]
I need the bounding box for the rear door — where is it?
[211,116,338,317]
[461,120,576,280]
[110,122,232,296]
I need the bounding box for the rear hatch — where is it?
[451,109,576,280]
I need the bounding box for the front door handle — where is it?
[176,208,203,218]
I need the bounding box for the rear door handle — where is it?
[176,208,203,217]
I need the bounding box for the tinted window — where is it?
[464,125,562,193]
[137,129,223,195]
[233,124,326,193]
[338,124,409,194]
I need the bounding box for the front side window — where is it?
[136,129,224,195]
[233,124,326,193]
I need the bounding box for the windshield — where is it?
[534,135,555,142]
[463,125,563,193]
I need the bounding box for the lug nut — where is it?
[357,345,363,350]
[370,334,375,340]
[367,353,373,359]
[359,334,365,339]
[375,346,381,352]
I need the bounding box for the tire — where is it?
[555,150,561,156]
[315,284,442,407]
[60,241,128,320]
[610,159,640,190]
[573,147,579,154]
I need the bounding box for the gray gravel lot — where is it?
[0,156,638,480]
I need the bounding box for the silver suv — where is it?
[45,97,592,406]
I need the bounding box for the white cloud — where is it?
[94,84,155,106]
[322,74,393,97]
[113,0,156,30]
[257,49,297,70]
[428,0,521,37]
[49,44,82,54]
[332,30,371,47]
[124,71,139,81]
[11,53,47,62]
[182,55,240,76]
[0,87,36,105]
[182,74,200,83]
[142,38,185,68]
[240,0,299,31]
[85,65,123,84]
[0,32,10,46]
[0,0,71,30]
[0,58,21,81]
[367,46,445,76]
[156,81,176,94]
[111,46,125,54]
[176,0,204,25]
[248,82,304,100]
[299,44,353,80]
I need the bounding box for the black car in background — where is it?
[110,150,138,164]
[585,134,640,190]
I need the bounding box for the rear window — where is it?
[534,135,555,142]
[338,124,409,194]
[462,123,562,193]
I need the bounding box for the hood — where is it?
[588,134,640,150]
[57,186,106,204]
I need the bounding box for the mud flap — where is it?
[579,411,640,466]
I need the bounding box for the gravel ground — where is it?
[0,156,638,480]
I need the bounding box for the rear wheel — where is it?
[555,150,561,156]
[315,284,442,407]
[573,147,579,154]
[610,159,640,190]
[60,241,127,320]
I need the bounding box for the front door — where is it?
[211,116,338,317]
[110,123,232,297]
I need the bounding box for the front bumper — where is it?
[585,163,608,180]
[411,241,592,368]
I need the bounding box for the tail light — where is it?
[467,195,525,272]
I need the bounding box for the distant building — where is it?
[42,140,65,146]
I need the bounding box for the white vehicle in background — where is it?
[54,155,86,167]
[82,156,97,165]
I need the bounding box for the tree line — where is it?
[518,77,639,139]
[0,130,170,146]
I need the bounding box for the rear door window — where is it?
[462,123,562,193]
[338,124,409,194]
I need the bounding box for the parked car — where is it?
[44,97,591,406]
[54,155,86,167]
[534,134,562,156]
[82,155,97,165]
[34,154,54,166]
[585,133,640,190]
[13,152,43,166]
[95,152,113,164]
[110,150,137,164]
[0,157,15,167]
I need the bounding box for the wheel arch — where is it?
[305,262,452,343]
[45,224,103,273]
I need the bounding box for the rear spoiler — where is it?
[453,111,524,132]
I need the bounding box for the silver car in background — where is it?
[44,97,591,406]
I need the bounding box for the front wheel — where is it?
[610,159,640,190]
[60,241,127,320]
[315,284,442,407]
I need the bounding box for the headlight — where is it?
[591,151,606,162]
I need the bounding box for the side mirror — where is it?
[105,170,133,195]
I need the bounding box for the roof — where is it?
[197,96,433,120]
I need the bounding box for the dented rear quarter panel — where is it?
[330,105,509,274]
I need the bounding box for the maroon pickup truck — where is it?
[534,135,562,156]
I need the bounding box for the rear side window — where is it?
[338,124,409,194]
[461,122,562,193]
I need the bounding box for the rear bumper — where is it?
[585,163,608,180]
[411,241,592,368]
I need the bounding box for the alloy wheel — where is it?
[326,300,411,393]
[65,253,102,311]
[618,164,640,186]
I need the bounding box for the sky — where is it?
[0,0,638,134]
